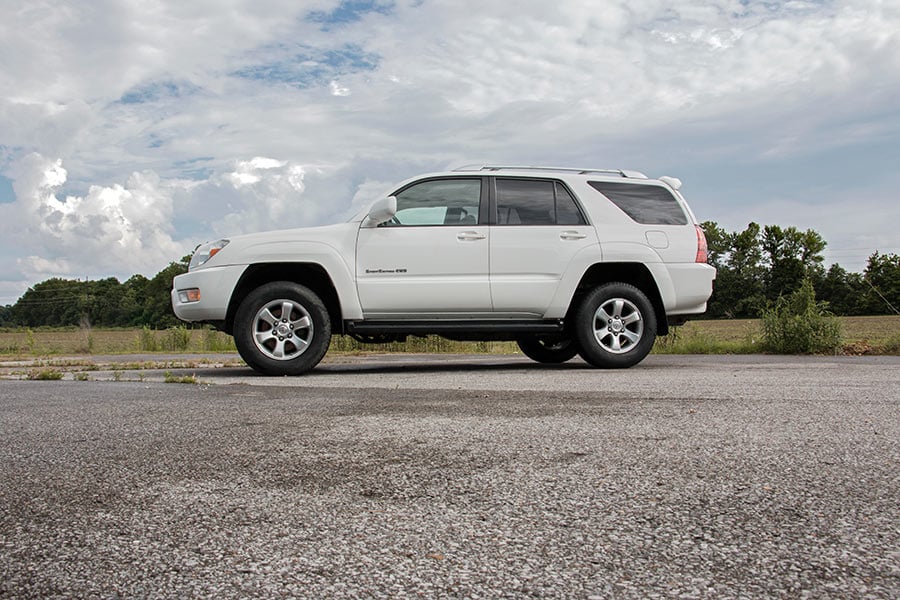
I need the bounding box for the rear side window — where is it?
[588,181,687,225]
[496,179,587,225]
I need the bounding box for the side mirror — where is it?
[364,196,397,226]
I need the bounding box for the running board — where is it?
[345,319,564,336]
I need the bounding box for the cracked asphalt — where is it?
[0,354,898,599]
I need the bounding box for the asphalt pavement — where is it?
[0,354,898,599]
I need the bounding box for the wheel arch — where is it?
[224,263,343,335]
[569,263,669,336]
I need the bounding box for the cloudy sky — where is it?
[1,0,898,305]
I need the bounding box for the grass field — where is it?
[1,315,899,358]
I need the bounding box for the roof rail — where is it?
[452,165,649,179]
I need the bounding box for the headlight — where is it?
[189,239,229,270]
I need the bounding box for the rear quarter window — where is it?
[587,181,687,225]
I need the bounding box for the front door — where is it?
[356,177,492,318]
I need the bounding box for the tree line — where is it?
[0,256,190,329]
[1,224,898,329]
[702,222,899,318]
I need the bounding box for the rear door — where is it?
[489,178,597,316]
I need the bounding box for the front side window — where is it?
[496,179,587,225]
[588,181,687,225]
[388,178,482,226]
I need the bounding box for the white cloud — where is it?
[329,80,351,96]
[1,153,185,281]
[1,0,899,304]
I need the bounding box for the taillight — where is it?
[695,225,708,263]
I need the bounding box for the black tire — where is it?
[574,282,656,369]
[517,335,580,364]
[234,282,332,375]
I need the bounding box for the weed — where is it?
[164,371,198,384]
[26,368,63,381]
[138,326,159,352]
[163,326,192,352]
[73,372,90,381]
[78,317,94,354]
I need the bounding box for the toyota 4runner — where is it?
[172,165,716,375]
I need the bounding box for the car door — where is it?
[356,177,492,317]
[489,178,597,316]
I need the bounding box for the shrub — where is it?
[761,278,843,354]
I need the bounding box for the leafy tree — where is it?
[85,277,127,327]
[815,264,866,316]
[121,274,151,326]
[761,225,826,302]
[138,255,190,328]
[8,254,191,328]
[703,221,834,318]
[11,278,87,327]
[700,220,729,272]
[861,252,900,314]
[701,222,767,318]
[725,222,767,316]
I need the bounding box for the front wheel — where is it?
[234,282,332,375]
[574,283,656,369]
[517,335,580,364]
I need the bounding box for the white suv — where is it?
[172,166,715,375]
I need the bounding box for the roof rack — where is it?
[453,165,649,179]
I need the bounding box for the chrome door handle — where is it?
[457,231,486,241]
[560,231,587,240]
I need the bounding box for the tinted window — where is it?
[390,179,481,226]
[496,179,587,225]
[555,183,587,225]
[587,181,687,225]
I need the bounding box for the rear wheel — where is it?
[574,282,656,369]
[234,282,331,375]
[517,335,580,364]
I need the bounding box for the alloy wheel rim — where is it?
[592,297,643,354]
[251,299,313,360]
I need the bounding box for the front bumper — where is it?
[170,264,246,322]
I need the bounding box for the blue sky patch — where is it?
[232,43,379,88]
[174,157,215,181]
[308,0,394,30]
[118,80,200,105]
[0,174,14,204]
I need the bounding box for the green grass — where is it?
[0,326,236,356]
[1,316,898,358]
[654,315,900,355]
